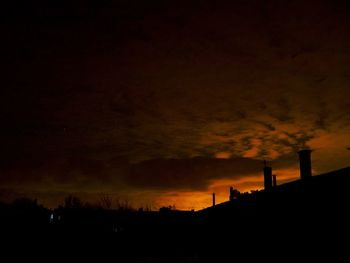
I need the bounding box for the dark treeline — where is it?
[0,195,198,262]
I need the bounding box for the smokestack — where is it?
[229,187,234,202]
[230,186,234,202]
[272,174,277,188]
[298,149,312,180]
[263,161,273,191]
[212,193,216,207]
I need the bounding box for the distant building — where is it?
[229,186,239,202]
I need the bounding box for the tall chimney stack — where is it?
[212,193,216,207]
[298,149,312,180]
[263,161,273,191]
[229,187,234,202]
[272,174,277,188]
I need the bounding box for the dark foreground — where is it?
[2,168,350,262]
[2,218,348,262]
[2,205,349,261]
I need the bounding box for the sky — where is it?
[1,0,350,210]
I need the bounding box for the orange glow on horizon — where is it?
[153,167,300,211]
[215,152,231,159]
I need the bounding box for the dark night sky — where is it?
[1,0,350,209]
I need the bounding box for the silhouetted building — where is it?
[264,161,273,191]
[229,187,240,202]
[298,149,312,180]
[212,193,216,207]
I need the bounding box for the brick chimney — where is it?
[298,149,312,180]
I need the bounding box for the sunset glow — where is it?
[1,0,350,211]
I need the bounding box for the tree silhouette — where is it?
[115,198,133,211]
[64,195,83,209]
[99,194,112,209]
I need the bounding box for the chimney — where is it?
[298,149,312,180]
[212,193,216,207]
[263,161,273,191]
[229,187,234,202]
[272,174,277,188]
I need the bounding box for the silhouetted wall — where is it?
[298,150,312,179]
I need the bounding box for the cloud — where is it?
[126,157,271,191]
[1,0,350,209]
